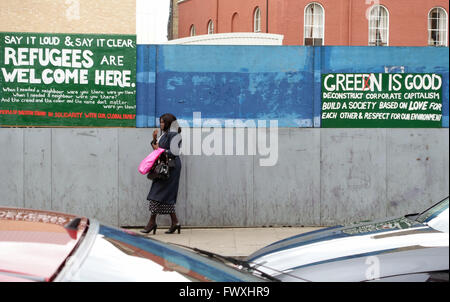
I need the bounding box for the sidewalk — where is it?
[129,226,324,257]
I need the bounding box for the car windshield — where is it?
[415,197,449,233]
[58,223,269,282]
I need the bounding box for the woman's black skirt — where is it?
[149,199,175,215]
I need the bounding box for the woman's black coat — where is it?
[147,131,182,205]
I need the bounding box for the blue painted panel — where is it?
[135,45,448,128]
[158,45,311,73]
[136,45,156,127]
[321,46,449,127]
[313,47,323,127]
[156,71,314,127]
[156,45,315,127]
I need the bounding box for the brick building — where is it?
[175,0,449,46]
[168,0,179,40]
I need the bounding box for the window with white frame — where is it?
[254,7,261,32]
[304,3,324,46]
[190,24,196,36]
[208,20,214,34]
[428,7,448,46]
[368,5,389,46]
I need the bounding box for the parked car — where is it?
[0,207,271,282]
[246,197,449,282]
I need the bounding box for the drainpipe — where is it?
[348,0,352,45]
[266,0,269,33]
[216,0,219,33]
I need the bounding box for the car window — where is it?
[416,197,449,233]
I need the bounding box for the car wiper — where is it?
[169,243,280,282]
[404,213,420,219]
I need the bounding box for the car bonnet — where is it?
[0,207,88,282]
[245,216,449,277]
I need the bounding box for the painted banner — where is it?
[0,32,136,127]
[321,73,443,127]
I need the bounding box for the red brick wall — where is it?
[178,0,449,46]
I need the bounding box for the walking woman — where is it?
[141,113,182,234]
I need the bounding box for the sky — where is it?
[136,0,171,44]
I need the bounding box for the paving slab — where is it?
[129,226,325,257]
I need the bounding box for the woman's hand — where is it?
[151,129,159,150]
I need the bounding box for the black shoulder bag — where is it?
[147,152,170,180]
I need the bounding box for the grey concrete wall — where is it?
[0,128,448,227]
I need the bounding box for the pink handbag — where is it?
[138,148,166,175]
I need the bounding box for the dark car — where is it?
[0,207,271,282]
[246,197,449,282]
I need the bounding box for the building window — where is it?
[368,5,389,46]
[231,13,239,32]
[254,7,261,32]
[428,7,448,46]
[207,20,214,34]
[304,3,324,46]
[190,24,196,36]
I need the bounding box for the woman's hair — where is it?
[160,113,181,133]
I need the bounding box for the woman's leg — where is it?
[141,214,157,233]
[165,212,181,234]
[147,214,157,228]
[169,212,179,226]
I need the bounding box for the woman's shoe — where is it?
[140,224,157,234]
[165,224,181,234]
